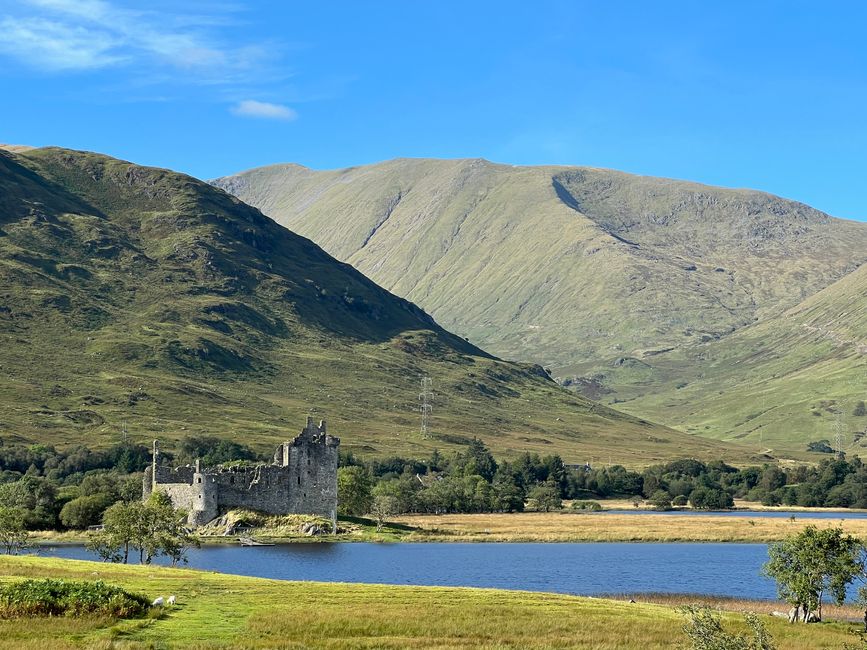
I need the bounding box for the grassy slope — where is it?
[0,147,759,466]
[616,263,867,450]
[0,556,854,649]
[213,159,867,454]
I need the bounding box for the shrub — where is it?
[672,495,688,507]
[807,440,834,454]
[570,500,602,511]
[0,579,150,618]
[680,605,775,649]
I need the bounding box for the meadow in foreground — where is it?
[0,556,857,649]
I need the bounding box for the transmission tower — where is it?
[419,376,433,439]
[835,409,846,459]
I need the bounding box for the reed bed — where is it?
[394,511,867,542]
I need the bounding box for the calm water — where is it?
[45,542,781,600]
[601,509,867,519]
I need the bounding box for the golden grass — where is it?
[393,511,867,542]
[0,556,857,649]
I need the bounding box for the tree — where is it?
[87,501,140,563]
[86,494,197,565]
[369,494,398,532]
[337,466,373,516]
[528,482,562,512]
[491,474,524,512]
[0,507,30,555]
[690,487,734,510]
[60,493,115,529]
[649,490,673,511]
[763,525,864,622]
[680,605,775,650]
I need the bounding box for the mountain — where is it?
[618,262,867,451]
[0,147,756,465]
[213,159,867,454]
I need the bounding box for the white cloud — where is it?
[231,100,297,121]
[0,0,275,81]
[0,16,123,70]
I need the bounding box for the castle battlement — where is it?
[143,417,339,527]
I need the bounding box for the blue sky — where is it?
[1,1,866,220]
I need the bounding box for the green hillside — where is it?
[615,263,867,452]
[0,147,756,466]
[213,159,867,453]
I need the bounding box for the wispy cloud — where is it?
[0,15,123,71]
[231,100,297,121]
[0,1,291,100]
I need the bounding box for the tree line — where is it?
[6,436,867,536]
[338,443,867,516]
[0,435,262,531]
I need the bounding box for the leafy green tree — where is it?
[87,494,197,565]
[690,487,734,510]
[178,435,258,467]
[0,476,58,529]
[649,489,673,511]
[372,475,419,514]
[369,494,398,532]
[0,507,30,554]
[528,481,562,512]
[59,493,115,529]
[680,605,775,650]
[763,525,864,622]
[87,501,140,563]
[337,466,373,516]
[491,474,524,512]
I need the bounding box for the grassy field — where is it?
[0,555,858,649]
[391,511,867,543]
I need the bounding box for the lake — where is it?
[44,542,782,600]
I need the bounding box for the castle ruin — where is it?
[143,417,339,527]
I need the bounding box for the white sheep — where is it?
[167,595,176,606]
[152,597,164,607]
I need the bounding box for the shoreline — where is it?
[30,506,867,546]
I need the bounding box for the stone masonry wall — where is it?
[145,418,339,525]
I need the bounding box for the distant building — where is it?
[143,417,339,526]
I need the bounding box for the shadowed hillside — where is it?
[0,147,759,466]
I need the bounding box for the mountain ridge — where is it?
[0,146,760,466]
[213,157,867,453]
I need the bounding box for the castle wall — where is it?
[286,435,338,516]
[145,418,339,526]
